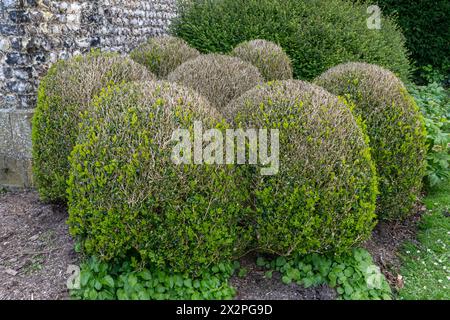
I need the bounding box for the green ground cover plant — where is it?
[70,257,237,300]
[258,248,392,300]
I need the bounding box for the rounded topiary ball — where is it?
[130,36,200,79]
[315,62,427,220]
[224,80,378,256]
[167,54,264,109]
[32,52,155,202]
[231,39,293,81]
[67,81,253,274]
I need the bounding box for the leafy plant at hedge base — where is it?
[72,249,392,301]
[70,257,237,300]
[257,248,392,300]
[408,82,450,187]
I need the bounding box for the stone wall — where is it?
[0,0,176,188]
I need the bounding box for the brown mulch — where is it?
[0,191,77,300]
[0,190,424,300]
[363,204,426,291]
[231,254,337,300]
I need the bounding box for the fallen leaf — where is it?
[5,269,18,276]
[396,274,404,289]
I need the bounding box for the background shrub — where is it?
[32,52,154,202]
[172,0,412,81]
[231,39,293,81]
[375,0,450,82]
[315,62,427,220]
[167,54,263,109]
[68,81,253,274]
[224,80,378,256]
[130,36,200,79]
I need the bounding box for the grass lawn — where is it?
[398,183,450,300]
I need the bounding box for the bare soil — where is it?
[0,190,423,300]
[0,191,77,300]
[363,204,425,291]
[231,254,337,300]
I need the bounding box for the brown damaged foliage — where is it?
[224,80,378,256]
[130,36,200,79]
[315,62,427,220]
[168,54,264,109]
[68,81,253,274]
[32,52,155,202]
[231,39,293,81]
